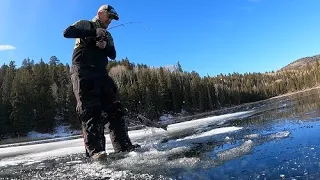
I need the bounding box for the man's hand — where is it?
[96,41,107,49]
[96,28,106,38]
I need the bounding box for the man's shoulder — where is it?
[72,20,94,29]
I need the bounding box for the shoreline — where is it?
[270,85,320,99]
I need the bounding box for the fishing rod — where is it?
[107,21,152,31]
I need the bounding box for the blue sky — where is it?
[1,0,320,77]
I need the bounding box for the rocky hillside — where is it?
[279,54,320,71]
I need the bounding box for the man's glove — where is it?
[95,29,114,49]
[96,41,106,49]
[96,28,106,38]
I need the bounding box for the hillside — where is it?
[279,54,320,71]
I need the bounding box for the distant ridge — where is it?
[279,54,320,71]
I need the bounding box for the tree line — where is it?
[1,55,320,137]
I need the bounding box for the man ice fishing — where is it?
[63,4,140,160]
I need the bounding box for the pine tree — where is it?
[32,59,56,133]
[10,69,35,136]
[1,61,16,135]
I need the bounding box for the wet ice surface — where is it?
[2,89,320,179]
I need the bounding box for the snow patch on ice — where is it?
[72,162,158,180]
[23,160,43,166]
[106,146,200,175]
[177,126,242,141]
[0,143,87,167]
[215,140,254,161]
[66,160,83,165]
[269,131,290,138]
[0,160,23,167]
[168,111,252,132]
[163,126,243,150]
[67,146,196,179]
[245,134,260,139]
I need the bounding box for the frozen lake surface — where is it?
[1,89,320,179]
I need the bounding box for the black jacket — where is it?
[63,20,116,70]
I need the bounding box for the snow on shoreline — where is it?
[27,125,81,139]
[0,113,180,146]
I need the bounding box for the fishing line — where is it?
[108,21,153,31]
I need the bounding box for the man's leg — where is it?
[80,111,104,156]
[101,74,139,153]
[71,69,105,157]
[105,103,133,152]
[81,125,90,157]
[97,118,106,152]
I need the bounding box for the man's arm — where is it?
[63,20,96,38]
[104,31,116,59]
[105,46,116,60]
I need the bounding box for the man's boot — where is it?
[104,101,141,153]
[106,116,141,153]
[91,151,107,161]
